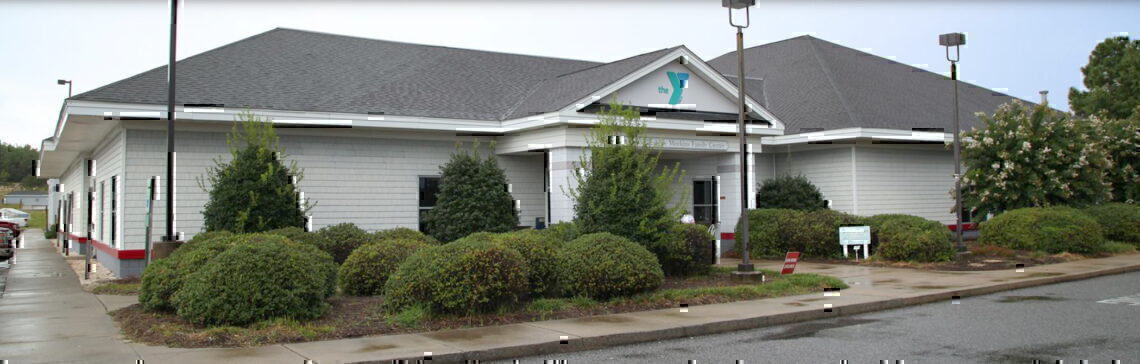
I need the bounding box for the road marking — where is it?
[1096,294,1140,306]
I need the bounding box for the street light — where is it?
[723,0,760,279]
[939,32,967,253]
[57,79,72,97]
[164,0,179,243]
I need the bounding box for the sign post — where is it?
[781,251,800,275]
[839,226,871,259]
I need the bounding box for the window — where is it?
[110,176,118,247]
[693,179,717,225]
[99,181,105,242]
[418,176,440,232]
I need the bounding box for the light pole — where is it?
[724,0,758,277]
[164,0,179,243]
[939,32,966,253]
[57,79,72,97]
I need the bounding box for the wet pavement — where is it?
[495,270,1140,363]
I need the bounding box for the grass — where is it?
[387,305,429,328]
[91,277,142,295]
[1101,241,1137,254]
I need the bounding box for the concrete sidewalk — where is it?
[2,232,1139,363]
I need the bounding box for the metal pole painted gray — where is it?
[736,26,752,272]
[164,0,177,242]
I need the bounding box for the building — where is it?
[38,29,1027,277]
[3,191,49,209]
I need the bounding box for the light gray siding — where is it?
[771,146,856,213]
[91,128,125,247]
[500,153,545,227]
[855,144,956,224]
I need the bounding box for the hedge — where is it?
[317,223,377,264]
[338,239,432,296]
[383,237,529,314]
[735,208,860,259]
[1081,203,1140,244]
[655,223,714,276]
[863,214,955,262]
[979,207,1105,254]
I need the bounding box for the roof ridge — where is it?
[551,46,678,79]
[71,28,283,101]
[806,36,861,126]
[273,27,602,65]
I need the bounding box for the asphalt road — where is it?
[496,271,1140,363]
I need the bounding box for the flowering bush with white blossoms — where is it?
[959,100,1112,219]
[1091,110,1140,203]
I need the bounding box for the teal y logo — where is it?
[666,71,690,105]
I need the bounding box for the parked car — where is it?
[0,208,29,228]
[0,227,14,261]
[0,221,20,238]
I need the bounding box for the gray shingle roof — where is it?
[72,28,622,121]
[708,35,1027,133]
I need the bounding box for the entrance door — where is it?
[693,179,718,226]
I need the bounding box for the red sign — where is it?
[781,251,801,275]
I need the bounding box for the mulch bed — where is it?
[111,272,776,348]
[805,240,1090,271]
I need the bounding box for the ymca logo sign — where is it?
[656,71,690,105]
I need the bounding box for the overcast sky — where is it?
[2,0,1138,147]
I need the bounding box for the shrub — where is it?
[423,141,519,243]
[756,174,826,210]
[172,234,337,326]
[863,214,955,262]
[557,233,663,300]
[188,230,232,243]
[317,223,376,264]
[1082,203,1140,243]
[979,207,1105,254]
[1092,114,1140,203]
[735,209,804,258]
[484,230,562,297]
[383,238,529,315]
[542,222,580,243]
[569,97,684,248]
[373,227,438,245]
[265,226,332,251]
[735,209,857,259]
[655,223,714,276]
[139,234,237,311]
[44,223,58,239]
[200,112,310,233]
[787,209,863,259]
[338,239,431,296]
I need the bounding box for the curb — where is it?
[365,262,1140,363]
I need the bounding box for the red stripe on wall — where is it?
[65,232,145,260]
[720,232,735,240]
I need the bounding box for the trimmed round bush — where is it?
[139,234,237,311]
[188,230,232,243]
[373,227,438,245]
[542,222,580,243]
[557,233,663,300]
[735,209,804,258]
[266,226,332,249]
[172,234,337,326]
[317,223,376,264]
[484,230,562,297]
[864,214,955,262]
[383,238,529,314]
[655,223,714,276]
[979,207,1105,254]
[1082,203,1140,243]
[338,239,431,296]
[756,175,826,210]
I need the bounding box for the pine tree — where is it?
[200,112,309,233]
[424,141,518,242]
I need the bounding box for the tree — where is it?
[199,112,309,233]
[959,100,1111,219]
[1092,111,1140,203]
[568,96,685,247]
[0,142,46,189]
[423,141,518,243]
[1069,36,1140,120]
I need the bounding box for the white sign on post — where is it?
[838,226,871,259]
